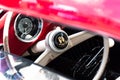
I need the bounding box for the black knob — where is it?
[53,32,68,49]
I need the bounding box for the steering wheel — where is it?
[32,26,110,80]
[2,11,112,80]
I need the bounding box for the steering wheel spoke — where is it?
[34,49,61,66]
[29,26,112,80]
[68,31,96,49]
[34,30,96,66]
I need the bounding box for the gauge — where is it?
[14,14,43,42]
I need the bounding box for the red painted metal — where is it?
[0,12,54,55]
[0,0,120,55]
[0,0,120,40]
[8,14,54,55]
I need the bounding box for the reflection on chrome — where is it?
[0,51,23,80]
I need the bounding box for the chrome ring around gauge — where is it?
[14,14,43,42]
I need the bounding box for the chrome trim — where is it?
[14,14,43,43]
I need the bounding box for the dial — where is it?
[14,14,43,42]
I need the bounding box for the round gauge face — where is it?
[14,14,43,42]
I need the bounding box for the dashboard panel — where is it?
[0,12,55,55]
[0,10,120,80]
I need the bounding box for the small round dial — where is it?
[14,14,43,42]
[18,18,33,34]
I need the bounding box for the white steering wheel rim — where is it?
[93,36,109,80]
[3,11,110,80]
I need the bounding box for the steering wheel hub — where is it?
[54,32,68,49]
[46,28,69,53]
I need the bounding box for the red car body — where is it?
[0,0,120,55]
[0,0,120,80]
[0,0,120,39]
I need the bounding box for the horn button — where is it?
[54,32,68,49]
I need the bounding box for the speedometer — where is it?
[14,14,43,42]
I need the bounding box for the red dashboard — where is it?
[0,12,56,55]
[0,0,120,80]
[0,0,120,40]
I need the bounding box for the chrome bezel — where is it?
[14,14,43,43]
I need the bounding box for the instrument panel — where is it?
[14,14,43,42]
[0,11,55,55]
